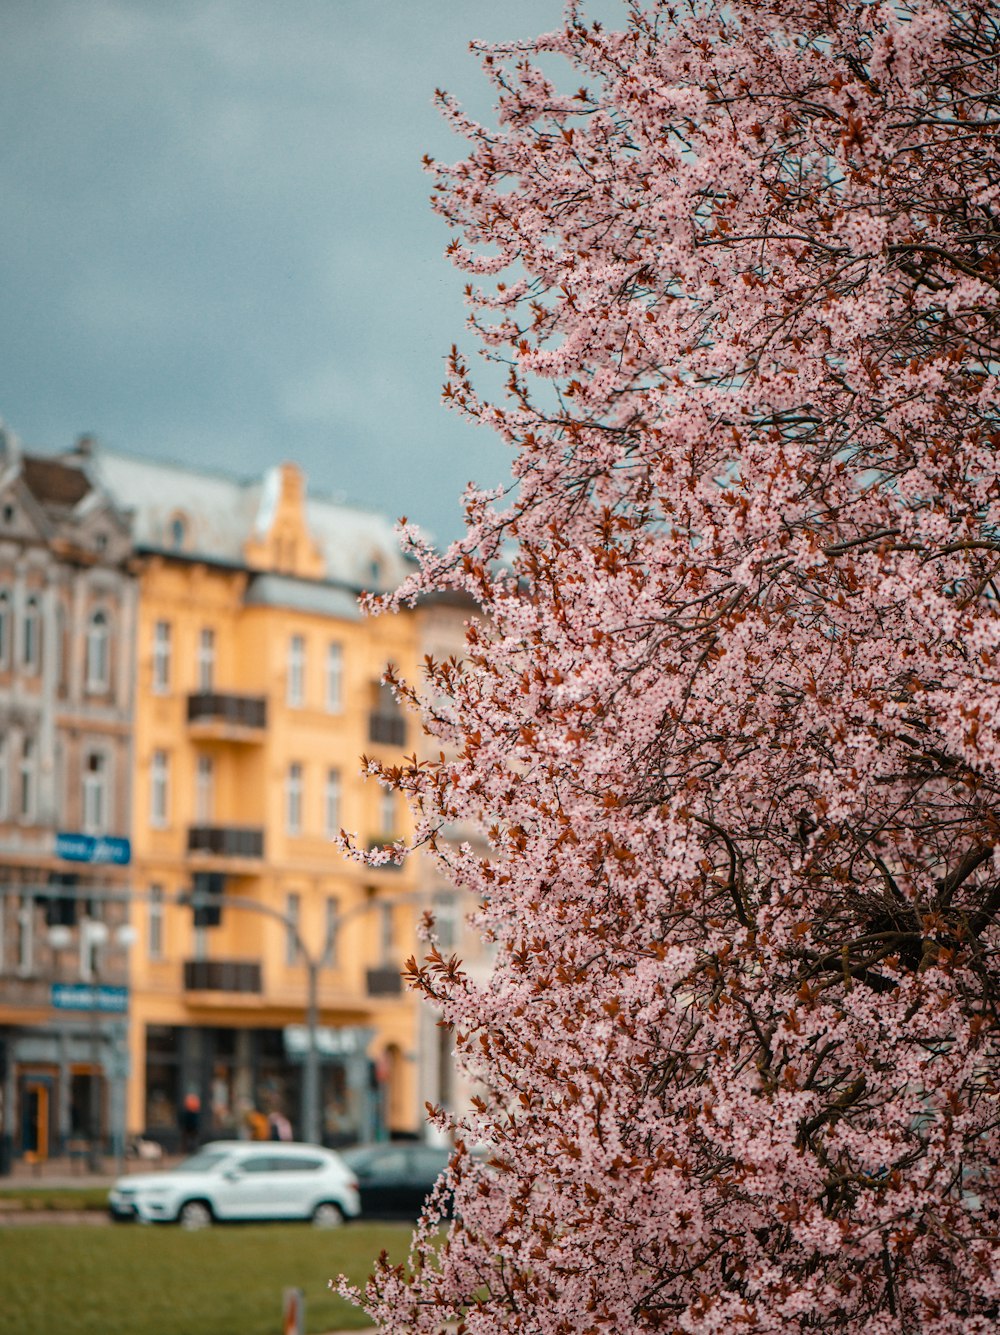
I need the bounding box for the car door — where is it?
[408,1146,452,1217]
[266,1152,328,1219]
[354,1147,412,1218]
[211,1151,277,1219]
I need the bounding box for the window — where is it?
[285,762,303,835]
[54,602,67,694]
[433,891,458,951]
[85,609,110,692]
[19,736,36,822]
[152,621,171,694]
[324,768,341,840]
[287,635,305,707]
[195,754,214,823]
[285,892,301,966]
[82,752,108,834]
[148,884,165,960]
[150,750,170,828]
[379,901,394,962]
[168,513,188,550]
[325,642,343,713]
[0,590,10,667]
[197,627,215,692]
[22,595,40,672]
[379,788,396,837]
[324,896,340,966]
[17,894,34,975]
[1,501,14,524]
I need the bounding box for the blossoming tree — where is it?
[350,1,999,1330]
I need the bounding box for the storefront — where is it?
[141,1022,382,1151]
[0,1008,129,1167]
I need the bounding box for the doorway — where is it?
[18,1072,55,1160]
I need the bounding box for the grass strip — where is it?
[0,1220,413,1334]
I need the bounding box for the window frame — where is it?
[152,620,172,695]
[324,768,342,840]
[325,642,343,713]
[85,608,111,693]
[287,634,306,708]
[22,594,41,673]
[82,750,108,835]
[150,749,170,828]
[285,762,303,836]
[148,883,165,961]
[197,627,215,693]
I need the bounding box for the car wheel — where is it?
[178,1199,213,1231]
[312,1201,345,1229]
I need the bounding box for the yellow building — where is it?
[96,448,422,1150]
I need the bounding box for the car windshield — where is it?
[172,1149,231,1174]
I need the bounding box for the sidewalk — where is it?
[2,1149,183,1189]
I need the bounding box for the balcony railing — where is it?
[368,712,406,746]
[187,691,267,731]
[187,825,264,859]
[366,966,403,997]
[183,959,262,993]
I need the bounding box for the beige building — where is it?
[0,431,136,1169]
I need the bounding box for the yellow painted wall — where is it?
[126,542,423,1140]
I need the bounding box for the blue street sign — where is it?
[55,832,131,865]
[51,983,129,1013]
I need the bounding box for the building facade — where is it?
[0,431,137,1170]
[94,446,424,1151]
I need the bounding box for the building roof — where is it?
[21,455,93,509]
[92,447,411,592]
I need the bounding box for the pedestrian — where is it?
[180,1090,201,1152]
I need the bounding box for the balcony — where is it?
[366,966,403,997]
[183,959,262,993]
[368,712,406,747]
[187,825,264,859]
[367,838,404,871]
[187,691,267,738]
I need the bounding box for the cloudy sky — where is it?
[0,1,615,545]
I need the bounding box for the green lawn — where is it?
[0,1184,110,1212]
[0,1221,415,1335]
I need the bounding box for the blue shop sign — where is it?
[51,984,129,1013]
[55,832,131,865]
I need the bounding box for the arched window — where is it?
[22,595,40,673]
[82,751,108,834]
[168,513,188,551]
[85,608,110,692]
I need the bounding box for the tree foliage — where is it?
[352,1,1000,1330]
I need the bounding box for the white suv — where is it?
[109,1141,361,1229]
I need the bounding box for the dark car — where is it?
[339,1143,453,1220]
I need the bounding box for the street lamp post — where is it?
[183,888,421,1146]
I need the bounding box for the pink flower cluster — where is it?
[346,2,1000,1331]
